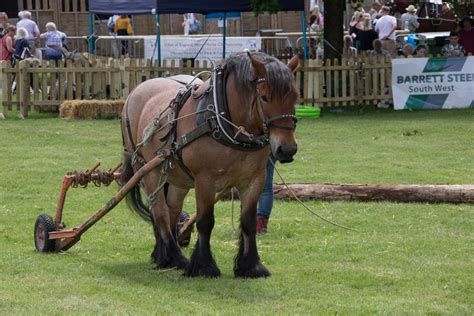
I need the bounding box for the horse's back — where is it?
[124,78,180,118]
[122,76,201,150]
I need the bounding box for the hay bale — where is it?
[60,100,125,120]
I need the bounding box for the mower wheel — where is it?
[34,214,57,252]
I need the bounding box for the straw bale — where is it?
[60,100,125,120]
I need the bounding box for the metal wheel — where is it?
[34,214,57,252]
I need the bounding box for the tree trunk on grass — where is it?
[323,0,345,61]
[272,184,474,204]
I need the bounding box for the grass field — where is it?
[0,108,473,314]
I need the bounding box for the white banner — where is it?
[391,57,474,110]
[144,36,262,62]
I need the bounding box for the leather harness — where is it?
[123,63,297,182]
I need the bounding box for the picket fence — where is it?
[0,55,393,118]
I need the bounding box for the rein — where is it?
[271,160,356,231]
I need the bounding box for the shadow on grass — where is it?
[95,259,281,303]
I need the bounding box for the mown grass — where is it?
[0,108,473,314]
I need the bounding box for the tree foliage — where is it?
[251,0,280,16]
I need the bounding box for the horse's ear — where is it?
[287,54,300,72]
[247,51,266,79]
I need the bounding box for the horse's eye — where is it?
[260,95,268,103]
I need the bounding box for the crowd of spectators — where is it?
[0,4,473,63]
[313,1,474,60]
[348,2,473,59]
[0,10,68,64]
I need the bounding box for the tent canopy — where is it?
[89,0,155,15]
[89,0,304,15]
[155,0,304,14]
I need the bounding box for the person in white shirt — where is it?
[16,11,41,58]
[16,11,40,41]
[182,13,195,36]
[375,6,397,57]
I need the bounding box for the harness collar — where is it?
[196,65,270,151]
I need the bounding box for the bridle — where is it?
[253,77,298,134]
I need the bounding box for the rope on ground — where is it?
[271,160,357,232]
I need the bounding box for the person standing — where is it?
[114,15,134,57]
[458,16,474,56]
[400,5,420,33]
[256,158,275,235]
[349,11,364,50]
[16,11,40,58]
[182,13,195,36]
[107,14,120,58]
[40,22,66,65]
[309,6,324,32]
[1,25,16,62]
[0,12,8,35]
[375,6,397,57]
[357,13,378,53]
[369,1,382,22]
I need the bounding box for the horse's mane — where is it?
[224,52,297,102]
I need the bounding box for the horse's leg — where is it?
[184,179,220,277]
[165,184,189,240]
[142,174,188,270]
[234,182,271,278]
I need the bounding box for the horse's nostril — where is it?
[276,143,297,161]
[276,145,283,156]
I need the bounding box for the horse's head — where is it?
[247,52,299,163]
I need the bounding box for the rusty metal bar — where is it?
[53,154,166,251]
[54,176,74,225]
[86,162,101,175]
[53,162,122,226]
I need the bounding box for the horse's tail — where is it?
[121,150,152,222]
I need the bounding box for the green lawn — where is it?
[0,108,473,314]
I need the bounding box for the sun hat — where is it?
[406,5,416,13]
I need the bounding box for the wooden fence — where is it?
[0,55,393,118]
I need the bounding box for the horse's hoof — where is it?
[151,250,189,270]
[234,262,271,279]
[184,262,221,278]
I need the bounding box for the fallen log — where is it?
[272,184,474,204]
[177,184,473,238]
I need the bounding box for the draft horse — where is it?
[120,52,300,278]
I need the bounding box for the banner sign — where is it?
[392,57,474,110]
[144,36,261,62]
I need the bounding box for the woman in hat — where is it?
[459,16,474,55]
[400,5,420,33]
